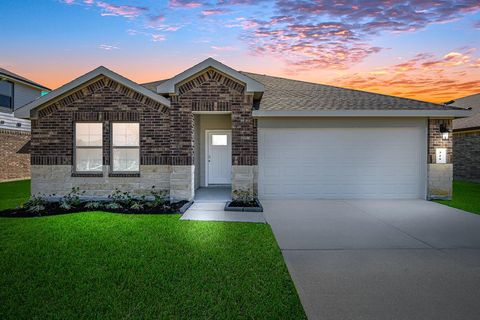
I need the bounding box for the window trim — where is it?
[0,80,14,110]
[73,122,104,175]
[110,122,140,174]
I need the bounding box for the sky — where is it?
[1,0,479,103]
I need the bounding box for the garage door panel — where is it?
[258,125,426,199]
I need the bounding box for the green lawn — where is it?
[435,180,480,215]
[0,179,30,211]
[0,181,306,319]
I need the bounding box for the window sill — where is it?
[71,172,103,177]
[108,172,140,178]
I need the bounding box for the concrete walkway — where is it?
[180,202,265,223]
[263,199,480,320]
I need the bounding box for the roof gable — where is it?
[15,66,170,119]
[156,58,264,95]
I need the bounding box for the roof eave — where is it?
[252,109,472,118]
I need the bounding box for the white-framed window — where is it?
[111,123,140,172]
[75,123,103,172]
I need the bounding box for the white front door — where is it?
[207,131,232,185]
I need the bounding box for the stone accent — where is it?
[427,119,453,199]
[170,165,195,201]
[0,129,31,182]
[453,131,480,182]
[31,165,170,198]
[427,164,453,199]
[231,165,258,199]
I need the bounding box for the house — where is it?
[0,68,50,181]
[452,93,480,182]
[15,58,470,201]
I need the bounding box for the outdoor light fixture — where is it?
[439,123,450,140]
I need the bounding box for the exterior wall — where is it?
[31,165,170,197]
[232,165,258,198]
[0,129,30,181]
[427,119,453,199]
[30,77,175,198]
[453,130,480,182]
[170,69,257,197]
[13,84,43,110]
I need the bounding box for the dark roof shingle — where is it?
[0,68,50,91]
[240,72,464,112]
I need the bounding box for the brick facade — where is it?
[427,119,453,199]
[0,129,30,181]
[453,131,480,182]
[427,119,453,164]
[31,76,170,167]
[169,68,257,166]
[30,70,258,199]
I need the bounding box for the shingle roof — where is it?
[452,93,480,131]
[240,72,465,112]
[141,71,467,112]
[0,67,50,91]
[142,79,168,93]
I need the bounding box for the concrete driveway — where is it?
[262,200,480,320]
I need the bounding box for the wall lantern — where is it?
[439,123,450,140]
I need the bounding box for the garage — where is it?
[258,118,427,199]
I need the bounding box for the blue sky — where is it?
[1,0,479,102]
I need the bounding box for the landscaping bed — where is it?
[0,186,191,218]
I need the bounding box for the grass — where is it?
[0,181,306,319]
[0,179,30,211]
[435,180,480,215]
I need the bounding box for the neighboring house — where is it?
[0,68,50,181]
[15,58,470,200]
[452,93,480,182]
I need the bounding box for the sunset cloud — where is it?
[169,0,204,8]
[96,1,147,18]
[201,8,231,16]
[98,44,119,50]
[331,49,480,102]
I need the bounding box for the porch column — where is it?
[169,95,195,201]
[231,94,258,199]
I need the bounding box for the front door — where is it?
[207,131,232,185]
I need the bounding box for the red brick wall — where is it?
[428,119,453,164]
[31,77,170,166]
[0,129,30,181]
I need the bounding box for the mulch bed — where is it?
[0,200,189,218]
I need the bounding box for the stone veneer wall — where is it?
[453,130,480,182]
[0,129,31,181]
[31,165,170,197]
[427,119,453,199]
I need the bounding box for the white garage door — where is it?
[258,121,426,199]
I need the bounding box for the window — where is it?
[0,80,13,109]
[211,134,228,146]
[75,123,103,172]
[112,123,140,172]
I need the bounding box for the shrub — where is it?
[59,187,85,211]
[84,201,104,210]
[232,189,257,205]
[23,195,48,215]
[150,186,168,207]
